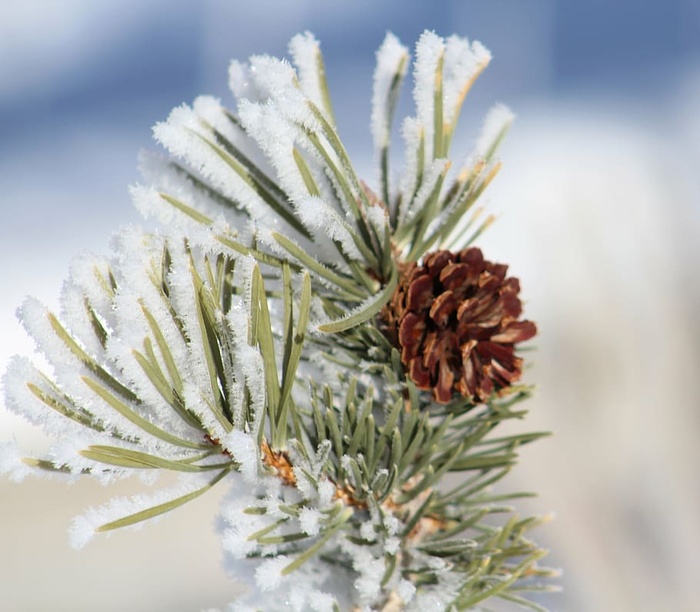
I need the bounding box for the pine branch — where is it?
[1,29,555,611]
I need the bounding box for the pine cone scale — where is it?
[406,274,434,311]
[429,290,458,327]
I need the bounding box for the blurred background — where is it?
[1,1,699,610]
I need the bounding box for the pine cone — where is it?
[382,248,537,403]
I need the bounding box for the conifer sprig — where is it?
[2,30,556,610]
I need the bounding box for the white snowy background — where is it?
[1,1,699,610]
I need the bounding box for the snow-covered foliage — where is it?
[1,31,554,610]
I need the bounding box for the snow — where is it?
[254,555,290,591]
[295,195,362,260]
[0,441,33,483]
[298,506,322,536]
[131,182,190,227]
[224,430,260,484]
[397,116,424,222]
[237,99,308,205]
[220,500,271,560]
[288,32,327,118]
[317,478,335,507]
[402,157,450,224]
[442,35,491,127]
[69,472,215,548]
[229,60,266,104]
[412,31,444,162]
[246,55,321,132]
[3,355,82,439]
[371,32,409,151]
[153,104,288,236]
[365,202,389,244]
[474,102,515,161]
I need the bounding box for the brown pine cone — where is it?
[381,247,537,403]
